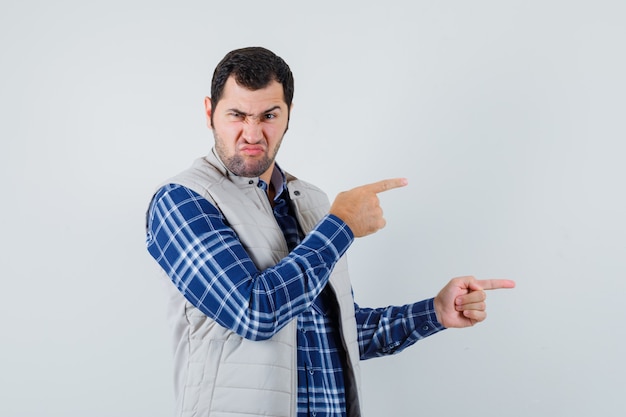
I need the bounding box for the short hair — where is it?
[210,47,294,111]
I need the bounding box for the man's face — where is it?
[205,76,290,182]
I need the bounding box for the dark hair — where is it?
[210,47,294,112]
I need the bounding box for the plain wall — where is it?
[2,1,625,416]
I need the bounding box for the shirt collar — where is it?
[268,163,287,201]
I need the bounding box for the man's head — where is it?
[204,47,294,182]
[210,47,294,122]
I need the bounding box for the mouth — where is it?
[240,145,266,157]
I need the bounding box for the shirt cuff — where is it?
[415,298,447,336]
[426,297,446,333]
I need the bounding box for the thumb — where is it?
[468,278,484,292]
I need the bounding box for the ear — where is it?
[285,101,294,132]
[204,97,213,129]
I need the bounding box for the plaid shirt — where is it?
[146,170,444,417]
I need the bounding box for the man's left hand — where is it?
[433,276,516,328]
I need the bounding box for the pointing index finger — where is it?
[365,178,409,194]
[473,279,517,291]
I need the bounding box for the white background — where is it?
[2,1,625,416]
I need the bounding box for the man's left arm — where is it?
[355,276,515,359]
[355,299,445,360]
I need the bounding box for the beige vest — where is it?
[158,151,363,417]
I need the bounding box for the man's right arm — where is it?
[145,184,353,341]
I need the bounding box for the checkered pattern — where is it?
[146,177,444,417]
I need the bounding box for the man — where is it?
[145,46,515,417]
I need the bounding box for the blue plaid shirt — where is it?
[146,168,445,417]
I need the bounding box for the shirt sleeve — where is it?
[355,298,446,360]
[145,183,354,341]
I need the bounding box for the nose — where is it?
[242,117,263,143]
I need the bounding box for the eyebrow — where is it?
[227,105,283,116]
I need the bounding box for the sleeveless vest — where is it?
[156,151,363,417]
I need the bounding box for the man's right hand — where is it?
[329,178,408,237]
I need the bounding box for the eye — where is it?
[264,113,277,120]
[227,111,245,121]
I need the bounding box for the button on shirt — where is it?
[146,165,445,417]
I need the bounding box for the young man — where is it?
[145,46,515,417]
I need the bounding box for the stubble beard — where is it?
[214,133,283,178]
